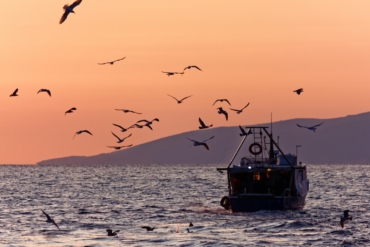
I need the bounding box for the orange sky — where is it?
[1,1,370,164]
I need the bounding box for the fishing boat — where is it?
[217,126,309,212]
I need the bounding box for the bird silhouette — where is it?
[10,88,18,97]
[111,132,132,143]
[167,94,192,104]
[137,118,159,130]
[162,71,184,76]
[230,103,250,114]
[183,65,202,71]
[187,136,214,150]
[59,0,82,24]
[217,107,228,121]
[106,144,133,150]
[106,229,120,236]
[340,210,352,228]
[98,57,125,65]
[297,122,324,132]
[189,222,194,227]
[115,109,142,114]
[213,99,231,106]
[65,107,77,115]
[198,118,213,129]
[112,123,133,132]
[239,126,252,136]
[73,130,93,139]
[294,88,303,95]
[141,226,155,231]
[41,209,60,230]
[37,89,51,97]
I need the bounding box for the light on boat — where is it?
[248,166,251,169]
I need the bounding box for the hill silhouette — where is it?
[37,112,370,165]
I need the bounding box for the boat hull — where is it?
[229,195,306,212]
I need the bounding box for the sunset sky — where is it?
[1,1,370,164]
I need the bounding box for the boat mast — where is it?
[269,113,274,162]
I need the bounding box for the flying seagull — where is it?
[167,94,192,104]
[213,99,231,106]
[41,210,60,230]
[294,88,303,95]
[230,103,250,114]
[340,210,352,228]
[217,107,228,121]
[65,107,77,115]
[112,123,132,132]
[98,57,126,65]
[10,88,18,97]
[106,229,120,236]
[162,71,184,76]
[107,144,133,150]
[73,130,93,139]
[141,226,155,231]
[184,65,202,71]
[239,126,252,136]
[198,118,213,129]
[297,122,324,132]
[59,0,82,24]
[37,89,51,97]
[115,109,142,114]
[111,132,132,143]
[137,118,159,130]
[187,136,214,150]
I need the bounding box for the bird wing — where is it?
[198,118,206,127]
[46,90,51,97]
[114,230,120,233]
[224,99,231,105]
[167,94,178,101]
[202,136,215,143]
[297,124,307,128]
[201,143,209,150]
[112,123,124,130]
[311,122,324,128]
[162,71,170,74]
[242,102,250,110]
[98,62,109,65]
[121,144,133,148]
[123,133,132,140]
[14,88,18,94]
[71,107,77,111]
[192,65,202,71]
[112,57,126,62]
[141,226,151,230]
[41,209,52,221]
[52,220,61,230]
[130,110,142,114]
[152,118,159,122]
[111,131,121,141]
[83,130,93,135]
[187,137,197,143]
[212,99,220,106]
[145,124,153,130]
[137,119,149,123]
[106,146,117,148]
[229,108,239,112]
[70,0,83,9]
[180,95,192,101]
[59,11,70,24]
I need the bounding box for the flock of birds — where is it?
[41,208,196,236]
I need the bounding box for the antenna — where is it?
[270,112,273,134]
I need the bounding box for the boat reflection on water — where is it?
[217,126,309,212]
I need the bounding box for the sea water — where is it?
[0,164,369,246]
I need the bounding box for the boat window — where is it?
[253,172,260,181]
